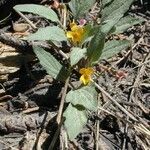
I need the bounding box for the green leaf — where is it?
[33,46,69,81]
[100,40,130,60]
[81,24,98,44]
[100,0,134,34]
[82,24,94,43]
[66,85,98,111]
[14,4,59,22]
[70,47,86,66]
[26,26,67,42]
[102,0,134,21]
[114,15,144,34]
[69,0,96,19]
[100,14,122,34]
[63,104,87,140]
[102,0,113,7]
[87,30,105,64]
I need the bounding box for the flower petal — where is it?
[71,25,79,32]
[66,31,73,39]
[79,68,94,85]
[79,68,86,75]
[80,75,90,85]
[67,21,85,44]
[86,68,94,75]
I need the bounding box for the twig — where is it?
[60,127,68,150]
[48,119,63,150]
[14,9,37,29]
[56,77,69,124]
[128,52,150,114]
[99,132,121,149]
[97,107,134,127]
[33,111,50,150]
[0,29,30,51]
[22,107,39,114]
[0,140,18,150]
[134,124,150,138]
[93,81,138,122]
[0,95,13,102]
[139,43,150,48]
[122,52,150,150]
[62,4,67,29]
[48,41,69,59]
[64,130,68,149]
[95,101,100,150]
[132,59,150,70]
[48,77,69,150]
[115,36,144,65]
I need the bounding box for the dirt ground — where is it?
[0,0,150,149]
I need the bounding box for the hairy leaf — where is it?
[100,14,122,34]
[114,15,144,34]
[14,4,59,22]
[100,40,130,60]
[102,0,134,21]
[87,29,105,64]
[33,46,69,81]
[27,26,67,42]
[66,85,97,111]
[100,0,134,34]
[63,104,87,140]
[102,0,113,7]
[70,47,86,66]
[69,0,96,19]
[82,24,94,43]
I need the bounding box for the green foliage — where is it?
[100,14,122,34]
[82,24,94,43]
[87,30,105,64]
[70,47,86,66]
[102,0,134,21]
[69,0,96,19]
[27,26,67,42]
[114,15,144,34]
[66,85,97,111]
[100,0,135,34]
[100,0,144,35]
[13,0,144,141]
[100,40,130,60]
[14,4,59,22]
[33,46,69,81]
[63,104,87,140]
[102,0,112,7]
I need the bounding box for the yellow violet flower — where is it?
[66,21,84,45]
[79,67,94,85]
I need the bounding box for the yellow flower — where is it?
[66,21,84,45]
[79,67,94,85]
